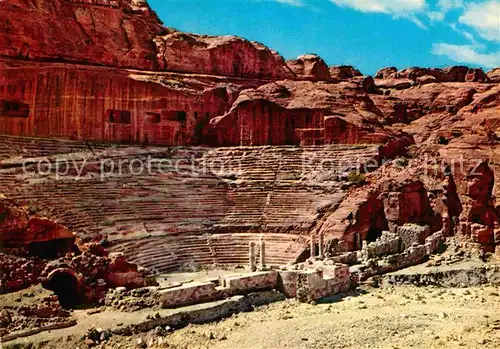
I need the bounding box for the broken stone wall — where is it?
[160,282,221,308]
[286,264,351,303]
[358,231,401,261]
[222,271,278,295]
[395,224,431,250]
[356,232,444,281]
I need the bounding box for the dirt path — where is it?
[5,285,500,348]
[163,285,500,349]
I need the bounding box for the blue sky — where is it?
[149,0,499,75]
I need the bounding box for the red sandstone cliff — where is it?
[0,0,165,69]
[0,0,296,78]
[317,75,500,251]
[210,79,402,146]
[0,197,150,298]
[286,54,331,81]
[154,32,295,79]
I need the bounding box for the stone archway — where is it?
[43,268,83,308]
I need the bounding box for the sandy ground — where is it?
[7,284,500,349]
[163,285,500,349]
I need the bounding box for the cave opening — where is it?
[145,112,161,124]
[106,109,131,124]
[366,227,383,242]
[176,111,187,123]
[28,238,76,259]
[0,100,30,118]
[44,271,80,309]
[165,110,187,124]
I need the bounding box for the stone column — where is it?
[260,240,266,270]
[249,242,256,272]
[318,232,324,259]
[310,234,316,259]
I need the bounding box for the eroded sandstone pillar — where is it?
[260,240,266,270]
[249,242,256,271]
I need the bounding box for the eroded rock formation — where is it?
[210,79,409,146]
[155,32,295,79]
[0,0,165,69]
[374,66,490,89]
[0,197,151,304]
[0,198,75,257]
[488,68,500,83]
[41,248,151,307]
[329,65,362,81]
[286,54,330,81]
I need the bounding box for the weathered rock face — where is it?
[0,198,29,237]
[329,65,362,80]
[447,160,500,250]
[0,0,300,145]
[211,79,402,146]
[0,252,47,293]
[286,54,330,81]
[0,197,150,299]
[487,68,500,83]
[0,199,74,250]
[0,0,165,70]
[155,32,295,79]
[104,252,147,289]
[375,66,489,89]
[464,68,489,83]
[0,0,295,78]
[381,180,437,233]
[375,67,398,79]
[0,198,77,293]
[441,66,470,82]
[318,173,444,250]
[321,72,500,251]
[370,95,409,124]
[0,60,238,145]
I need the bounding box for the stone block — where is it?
[396,224,430,250]
[223,271,278,295]
[160,282,221,308]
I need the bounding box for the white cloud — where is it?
[459,1,500,42]
[427,0,463,22]
[462,31,476,43]
[275,0,303,6]
[329,0,428,28]
[450,23,477,43]
[330,0,426,14]
[437,0,464,13]
[428,11,445,22]
[410,16,428,29]
[432,43,500,68]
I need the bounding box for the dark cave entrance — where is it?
[366,227,383,242]
[0,100,30,118]
[28,238,76,259]
[43,270,81,309]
